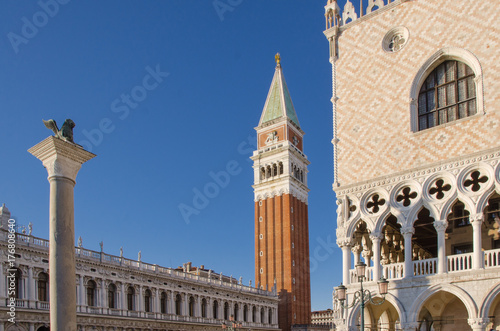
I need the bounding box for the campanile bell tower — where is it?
[251,54,311,331]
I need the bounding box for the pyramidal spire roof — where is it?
[258,54,300,128]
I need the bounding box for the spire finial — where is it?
[275,53,281,66]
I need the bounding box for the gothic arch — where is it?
[407,283,478,323]
[345,217,375,240]
[440,196,474,221]
[475,184,498,215]
[479,281,500,319]
[409,47,485,132]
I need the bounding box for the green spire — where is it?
[259,54,300,128]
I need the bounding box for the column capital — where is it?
[29,136,96,181]
[467,317,490,329]
[400,227,415,236]
[470,213,484,224]
[369,232,384,242]
[434,220,448,232]
[337,237,353,248]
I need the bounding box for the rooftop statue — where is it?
[43,118,76,143]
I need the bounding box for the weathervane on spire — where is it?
[275,52,281,66]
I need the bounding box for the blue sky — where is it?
[0,0,357,311]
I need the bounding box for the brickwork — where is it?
[332,0,500,187]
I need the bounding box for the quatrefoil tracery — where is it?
[367,194,386,214]
[396,187,418,207]
[429,179,451,200]
[464,170,488,192]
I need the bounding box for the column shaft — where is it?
[49,176,77,330]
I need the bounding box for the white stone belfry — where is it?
[28,136,95,331]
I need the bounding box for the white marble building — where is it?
[324,0,500,330]
[0,204,279,331]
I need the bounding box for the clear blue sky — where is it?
[0,0,356,311]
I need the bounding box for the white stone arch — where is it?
[409,47,484,132]
[478,281,500,319]
[439,193,475,221]
[345,217,376,240]
[475,185,499,215]
[346,291,407,328]
[405,201,439,228]
[406,283,478,324]
[372,211,404,236]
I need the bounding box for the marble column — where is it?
[29,136,95,331]
[401,227,414,279]
[370,233,382,281]
[340,240,352,285]
[471,214,484,270]
[434,220,448,274]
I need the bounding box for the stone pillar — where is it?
[370,233,382,281]
[155,289,160,313]
[121,283,126,311]
[434,220,448,274]
[101,280,106,309]
[138,285,143,314]
[471,214,484,270]
[29,323,35,331]
[401,227,414,279]
[352,244,362,267]
[78,275,85,308]
[340,241,352,285]
[168,292,173,314]
[29,136,95,331]
[0,263,5,300]
[28,266,36,308]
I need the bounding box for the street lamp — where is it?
[335,262,389,330]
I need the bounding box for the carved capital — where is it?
[469,213,484,224]
[467,318,490,328]
[369,232,383,242]
[400,227,415,236]
[337,237,353,248]
[29,136,95,182]
[434,220,448,232]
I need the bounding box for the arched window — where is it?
[252,306,256,322]
[279,162,284,175]
[108,283,116,309]
[37,272,48,301]
[160,292,167,314]
[127,286,135,311]
[189,296,195,317]
[175,294,182,315]
[417,60,476,131]
[268,308,273,324]
[201,298,207,318]
[243,304,248,322]
[234,303,239,321]
[260,307,265,324]
[14,269,22,299]
[224,302,229,320]
[213,300,219,319]
[144,289,152,312]
[87,280,96,307]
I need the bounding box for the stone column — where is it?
[434,220,448,274]
[401,227,414,279]
[28,266,36,308]
[101,280,106,309]
[370,233,382,281]
[78,275,85,308]
[29,136,95,331]
[121,283,126,312]
[340,240,352,285]
[0,263,5,300]
[154,289,160,314]
[138,285,143,314]
[471,214,484,270]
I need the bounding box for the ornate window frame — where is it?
[410,47,484,132]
